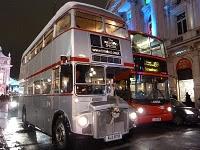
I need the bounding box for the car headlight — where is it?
[184,109,194,115]
[77,116,89,128]
[167,107,172,112]
[10,101,18,108]
[129,112,137,121]
[137,107,144,114]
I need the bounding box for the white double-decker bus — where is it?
[18,2,136,149]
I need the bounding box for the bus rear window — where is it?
[105,19,128,38]
[75,11,103,33]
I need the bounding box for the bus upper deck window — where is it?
[75,11,103,33]
[56,14,71,36]
[44,28,53,46]
[150,39,165,58]
[105,19,128,38]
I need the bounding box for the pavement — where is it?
[0,102,8,150]
[1,100,200,150]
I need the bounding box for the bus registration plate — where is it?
[105,133,122,142]
[152,117,161,122]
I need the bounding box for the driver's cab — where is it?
[106,67,132,100]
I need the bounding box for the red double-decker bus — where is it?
[115,31,173,125]
[129,31,173,125]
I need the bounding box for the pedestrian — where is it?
[185,92,192,107]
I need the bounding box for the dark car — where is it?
[170,98,200,125]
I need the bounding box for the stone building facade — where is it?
[107,0,200,107]
[0,46,12,95]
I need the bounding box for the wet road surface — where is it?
[1,104,200,150]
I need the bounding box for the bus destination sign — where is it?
[90,34,121,56]
[144,60,160,72]
[91,47,121,56]
[134,56,167,73]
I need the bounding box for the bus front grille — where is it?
[93,108,128,139]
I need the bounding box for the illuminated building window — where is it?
[177,12,187,35]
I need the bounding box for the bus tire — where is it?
[53,116,71,149]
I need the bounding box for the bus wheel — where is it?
[53,117,71,149]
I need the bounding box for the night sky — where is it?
[0,0,108,79]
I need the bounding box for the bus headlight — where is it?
[167,107,172,112]
[77,116,89,128]
[129,112,137,121]
[137,107,144,114]
[10,101,18,108]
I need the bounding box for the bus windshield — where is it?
[113,74,170,103]
[130,33,165,58]
[130,75,169,101]
[105,19,128,38]
[75,64,105,95]
[106,67,131,96]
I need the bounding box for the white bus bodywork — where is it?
[19,2,136,147]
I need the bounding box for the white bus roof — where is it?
[22,1,124,58]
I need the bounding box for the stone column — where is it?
[131,0,143,31]
[150,0,165,38]
[167,54,178,97]
[192,46,200,108]
[186,0,195,30]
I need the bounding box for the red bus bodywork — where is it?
[127,31,173,125]
[128,100,173,125]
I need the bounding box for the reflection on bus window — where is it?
[28,84,33,95]
[75,11,103,33]
[106,67,131,99]
[105,19,128,38]
[130,33,165,58]
[75,64,105,95]
[56,14,71,35]
[41,78,51,94]
[130,75,169,101]
[34,80,41,94]
[60,64,73,93]
[53,68,60,93]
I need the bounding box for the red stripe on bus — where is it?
[25,56,89,79]
[70,57,90,62]
[26,61,61,79]
[135,71,168,77]
[133,53,167,61]
[124,62,134,67]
